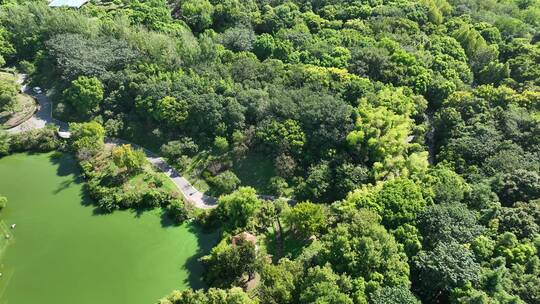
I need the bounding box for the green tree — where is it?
[213,136,229,154]
[0,131,10,156]
[412,242,481,302]
[160,287,255,304]
[347,103,427,180]
[180,0,214,32]
[63,76,104,116]
[497,200,540,239]
[319,209,410,289]
[201,237,261,288]
[0,76,18,111]
[417,203,485,248]
[166,199,189,224]
[259,259,300,304]
[299,265,354,304]
[285,201,326,239]
[0,195,7,210]
[217,187,261,230]
[370,286,420,304]
[155,96,188,127]
[257,119,305,154]
[69,121,105,154]
[111,144,147,175]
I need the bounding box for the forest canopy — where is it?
[1,0,539,303]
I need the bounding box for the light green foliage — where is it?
[347,103,427,180]
[285,201,326,238]
[319,210,410,290]
[0,195,7,210]
[213,136,229,153]
[0,76,18,111]
[155,96,188,127]
[69,121,105,153]
[299,265,354,304]
[63,76,103,116]
[259,259,300,304]
[207,170,240,195]
[257,119,305,154]
[371,286,420,304]
[346,178,427,229]
[0,131,10,155]
[160,287,255,304]
[495,232,537,266]
[217,187,261,230]
[422,164,469,204]
[180,0,214,32]
[111,144,146,175]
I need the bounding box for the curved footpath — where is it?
[7,80,292,209]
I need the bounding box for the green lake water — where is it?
[0,152,217,304]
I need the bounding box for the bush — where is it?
[213,136,229,153]
[17,60,35,75]
[207,170,240,195]
[0,76,18,111]
[167,199,190,224]
[161,138,199,159]
[9,125,61,152]
[0,131,10,155]
[0,196,7,210]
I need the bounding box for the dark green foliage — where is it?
[201,237,261,288]
[418,203,485,248]
[370,286,420,304]
[497,200,540,239]
[413,242,481,302]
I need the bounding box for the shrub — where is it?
[167,199,190,224]
[213,136,229,153]
[207,170,240,195]
[0,196,7,210]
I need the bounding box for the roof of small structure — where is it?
[49,0,89,8]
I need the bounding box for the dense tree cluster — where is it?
[1,0,539,303]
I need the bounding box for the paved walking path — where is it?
[6,79,292,209]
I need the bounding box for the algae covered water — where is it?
[0,152,216,304]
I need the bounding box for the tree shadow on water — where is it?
[48,152,81,178]
[182,223,220,290]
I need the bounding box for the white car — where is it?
[33,87,42,94]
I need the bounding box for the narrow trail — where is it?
[7,78,292,209]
